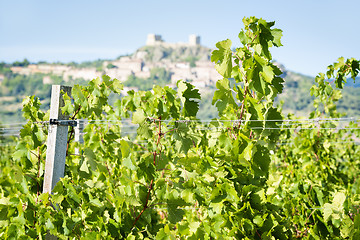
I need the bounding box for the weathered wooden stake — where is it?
[43,85,72,194]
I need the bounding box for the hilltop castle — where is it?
[146,34,201,47]
[9,33,220,90]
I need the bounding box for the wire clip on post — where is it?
[49,119,77,127]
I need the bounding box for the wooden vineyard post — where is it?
[43,85,74,194]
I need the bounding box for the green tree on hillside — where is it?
[12,58,30,67]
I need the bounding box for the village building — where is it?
[6,34,221,90]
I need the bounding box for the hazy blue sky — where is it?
[1,0,359,76]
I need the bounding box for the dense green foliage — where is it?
[271,57,360,239]
[0,17,360,239]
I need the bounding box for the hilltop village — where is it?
[8,34,221,92]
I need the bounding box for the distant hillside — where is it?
[276,71,316,116]
[277,71,360,117]
[0,44,359,123]
[344,77,360,88]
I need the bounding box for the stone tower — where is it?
[146,34,163,46]
[189,34,200,46]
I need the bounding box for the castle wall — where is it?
[146,34,163,46]
[112,59,143,72]
[105,68,133,81]
[146,34,201,47]
[63,68,101,81]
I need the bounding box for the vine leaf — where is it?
[132,109,146,124]
[167,204,185,224]
[212,78,236,114]
[211,39,233,78]
[261,65,274,83]
[271,28,283,47]
[177,80,201,117]
[238,30,251,45]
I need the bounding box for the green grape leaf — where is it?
[253,215,264,227]
[253,145,271,175]
[61,92,74,115]
[332,191,346,209]
[132,109,146,124]
[189,221,201,234]
[264,107,282,129]
[167,204,185,224]
[155,225,173,240]
[271,28,283,47]
[261,65,274,83]
[177,80,201,117]
[83,148,99,171]
[45,219,55,230]
[239,30,251,45]
[254,55,267,67]
[323,203,333,222]
[212,78,236,114]
[111,78,124,94]
[272,77,284,94]
[335,73,346,89]
[250,67,266,95]
[72,84,87,108]
[123,156,137,170]
[211,39,233,78]
[79,159,90,174]
[120,139,131,158]
[325,84,333,96]
[181,189,195,203]
[174,133,192,154]
[248,97,264,120]
[137,122,153,138]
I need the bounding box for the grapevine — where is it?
[0,17,359,239]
